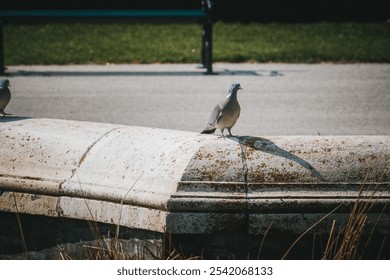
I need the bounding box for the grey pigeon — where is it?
[201,83,243,138]
[0,79,11,116]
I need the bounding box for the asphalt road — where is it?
[2,63,389,136]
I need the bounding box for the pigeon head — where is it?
[226,83,243,98]
[230,83,243,93]
[0,79,10,88]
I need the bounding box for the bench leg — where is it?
[201,25,206,68]
[202,20,213,74]
[0,21,4,75]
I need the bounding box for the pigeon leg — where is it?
[1,110,11,116]
[220,128,225,139]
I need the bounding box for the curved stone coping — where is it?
[0,118,389,234]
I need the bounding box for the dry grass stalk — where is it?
[11,192,28,259]
[281,204,341,260]
[257,221,274,260]
[322,177,387,260]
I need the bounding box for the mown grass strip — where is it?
[4,22,390,64]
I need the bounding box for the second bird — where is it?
[0,79,11,116]
[201,83,243,138]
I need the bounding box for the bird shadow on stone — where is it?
[0,116,31,123]
[227,135,324,181]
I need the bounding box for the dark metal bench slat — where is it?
[0,10,206,19]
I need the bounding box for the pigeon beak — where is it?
[239,86,243,91]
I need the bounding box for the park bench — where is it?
[0,0,214,75]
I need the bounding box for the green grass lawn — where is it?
[4,22,390,64]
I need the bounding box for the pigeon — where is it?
[201,83,243,138]
[0,79,11,116]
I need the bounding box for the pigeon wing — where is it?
[208,104,223,126]
[201,104,223,134]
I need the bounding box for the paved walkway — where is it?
[1,63,389,135]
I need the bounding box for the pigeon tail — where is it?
[201,128,216,134]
